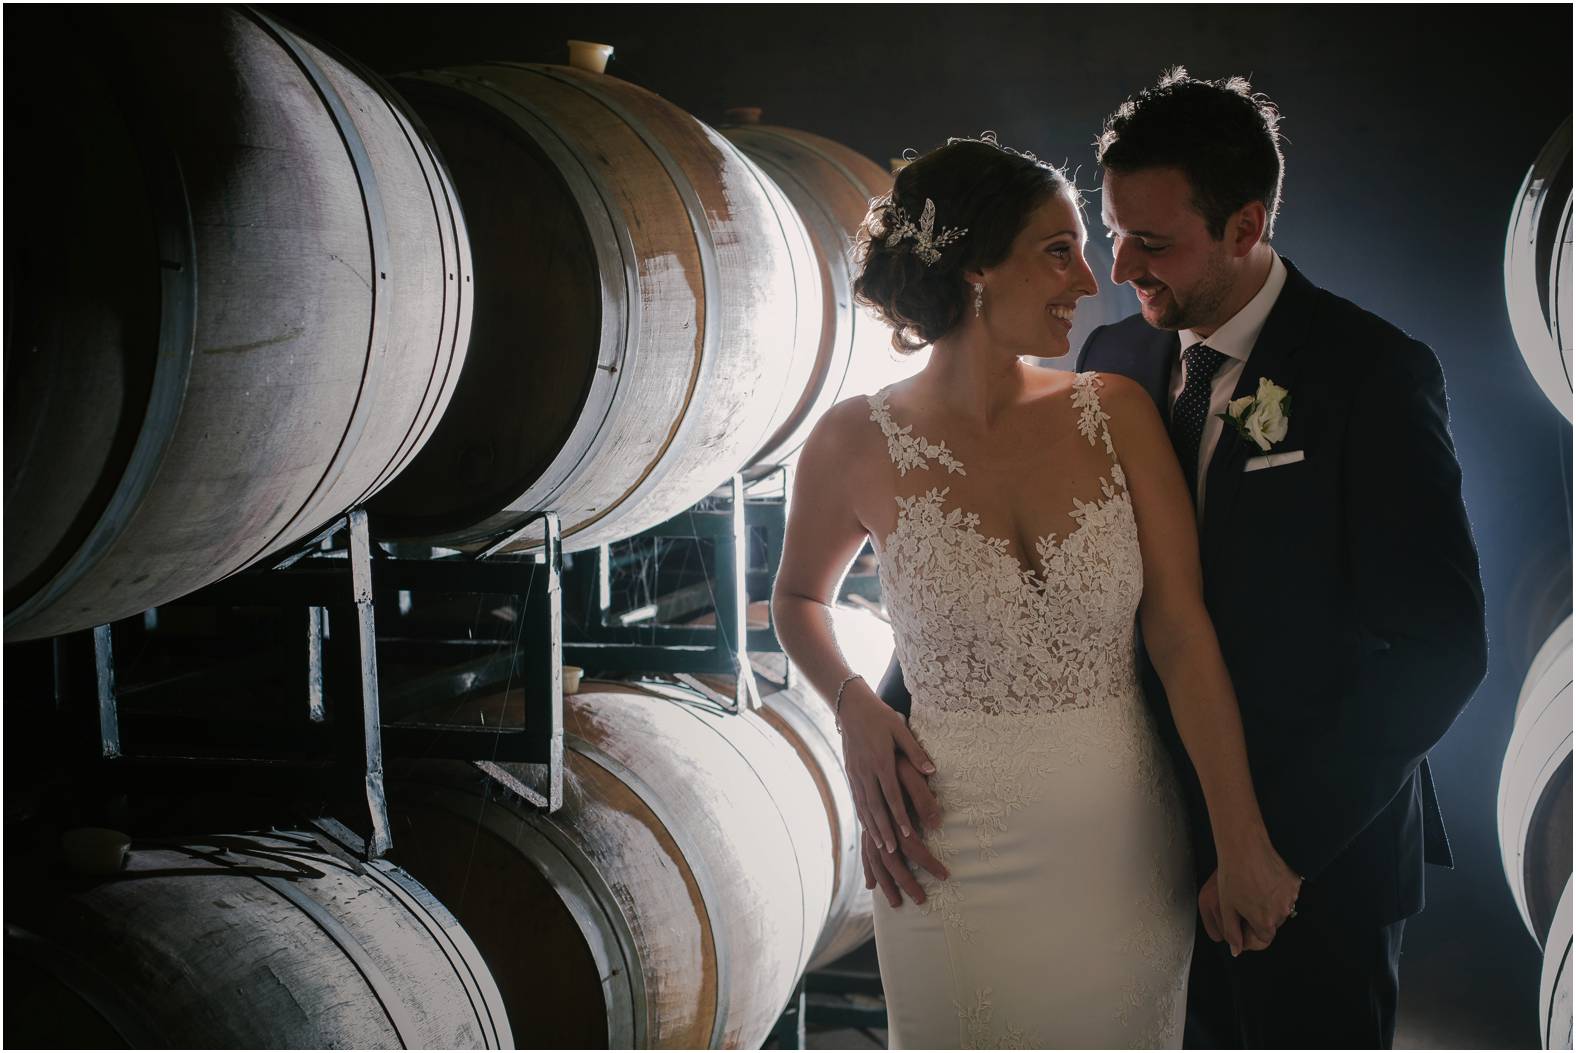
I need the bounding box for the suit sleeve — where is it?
[1076,324,1107,373]
[1258,338,1488,880]
[877,650,912,717]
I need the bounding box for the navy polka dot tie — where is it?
[1171,344,1227,503]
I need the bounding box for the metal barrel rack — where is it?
[43,469,795,860]
[50,508,565,856]
[562,470,792,710]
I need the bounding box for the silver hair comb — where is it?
[884,198,967,266]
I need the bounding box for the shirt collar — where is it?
[1178,252,1288,363]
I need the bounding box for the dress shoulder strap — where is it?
[867,387,967,477]
[1071,371,1128,488]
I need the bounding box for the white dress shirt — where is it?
[1169,253,1288,517]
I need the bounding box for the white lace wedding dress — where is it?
[867,372,1195,1049]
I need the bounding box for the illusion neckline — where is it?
[868,371,1130,591]
[883,483,1125,593]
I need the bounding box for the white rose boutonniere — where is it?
[1219,377,1291,452]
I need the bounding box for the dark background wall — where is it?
[273,5,1572,1047]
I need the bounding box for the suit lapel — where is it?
[1199,258,1317,569]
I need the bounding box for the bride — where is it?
[771,135,1301,1048]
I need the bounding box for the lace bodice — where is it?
[868,371,1144,719]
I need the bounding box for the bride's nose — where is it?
[1072,251,1100,299]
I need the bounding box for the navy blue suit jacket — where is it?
[876,257,1488,924]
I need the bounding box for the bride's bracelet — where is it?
[833,673,864,732]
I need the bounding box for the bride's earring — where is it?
[973,282,984,318]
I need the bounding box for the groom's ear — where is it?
[1226,201,1269,258]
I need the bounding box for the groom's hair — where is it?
[1096,67,1284,242]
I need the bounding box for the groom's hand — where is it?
[863,828,922,907]
[893,750,944,832]
[862,823,950,907]
[861,753,947,908]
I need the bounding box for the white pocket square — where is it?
[1243,450,1306,472]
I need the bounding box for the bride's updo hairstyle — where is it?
[853,133,1072,353]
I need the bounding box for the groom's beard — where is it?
[1142,252,1234,331]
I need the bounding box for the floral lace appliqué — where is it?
[957,987,1044,1050]
[869,389,966,476]
[913,824,978,941]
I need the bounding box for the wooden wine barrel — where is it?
[720,115,924,473]
[3,829,510,1049]
[1544,882,1569,1046]
[1543,876,1575,1049]
[755,673,872,970]
[1541,878,1574,1049]
[1499,616,1574,946]
[1504,116,1572,421]
[367,65,821,552]
[386,678,834,1048]
[745,603,898,969]
[4,7,472,641]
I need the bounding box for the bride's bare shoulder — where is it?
[816,389,892,432]
[1019,363,1082,410]
[798,391,894,471]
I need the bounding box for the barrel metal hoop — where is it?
[1545,876,1574,1049]
[766,690,874,968]
[764,688,841,766]
[763,695,846,863]
[745,126,882,201]
[1524,751,1575,941]
[250,871,420,1049]
[363,859,514,1049]
[766,128,890,427]
[412,69,634,526]
[1504,116,1573,417]
[391,117,473,491]
[324,50,468,506]
[768,150,858,389]
[730,147,856,466]
[722,139,814,469]
[504,792,648,1048]
[666,705,813,981]
[3,17,198,634]
[521,66,731,538]
[759,699,849,968]
[1550,940,1573,1048]
[397,775,646,1048]
[162,830,424,1047]
[1499,649,1574,940]
[566,733,733,1050]
[239,8,395,566]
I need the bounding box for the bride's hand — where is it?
[838,679,937,856]
[1198,872,1269,956]
[1212,835,1302,954]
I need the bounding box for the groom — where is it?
[865,69,1487,1048]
